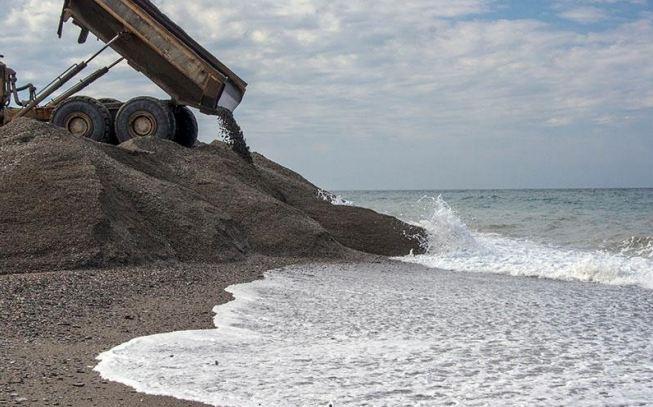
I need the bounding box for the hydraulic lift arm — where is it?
[13,33,124,120]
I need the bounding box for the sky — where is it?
[1,0,651,190]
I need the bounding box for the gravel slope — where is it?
[0,119,425,273]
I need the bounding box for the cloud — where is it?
[558,6,609,23]
[1,0,60,43]
[179,4,651,142]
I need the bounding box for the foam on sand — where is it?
[95,263,653,406]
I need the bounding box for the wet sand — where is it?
[1,256,377,406]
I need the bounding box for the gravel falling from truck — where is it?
[216,107,253,164]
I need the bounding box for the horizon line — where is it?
[331,187,653,192]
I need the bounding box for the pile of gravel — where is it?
[0,119,425,273]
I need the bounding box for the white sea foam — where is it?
[400,196,653,290]
[317,189,353,206]
[618,235,653,258]
[95,264,653,406]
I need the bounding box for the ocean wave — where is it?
[412,196,480,253]
[616,236,653,259]
[317,189,353,206]
[401,196,653,290]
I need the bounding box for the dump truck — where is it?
[0,0,247,147]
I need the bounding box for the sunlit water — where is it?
[96,189,653,406]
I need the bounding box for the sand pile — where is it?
[0,119,425,273]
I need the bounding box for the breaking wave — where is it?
[616,236,653,258]
[317,189,353,206]
[400,196,653,290]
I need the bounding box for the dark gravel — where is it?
[216,107,252,164]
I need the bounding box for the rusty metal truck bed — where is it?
[59,0,247,113]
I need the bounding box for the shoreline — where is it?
[0,255,374,406]
[3,253,651,405]
[91,262,653,406]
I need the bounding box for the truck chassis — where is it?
[0,0,247,147]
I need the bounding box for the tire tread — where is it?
[50,96,112,143]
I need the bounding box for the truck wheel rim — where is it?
[129,111,157,137]
[65,113,93,138]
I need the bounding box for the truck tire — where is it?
[114,96,176,143]
[50,96,113,143]
[98,98,123,144]
[173,106,198,148]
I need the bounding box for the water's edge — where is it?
[94,262,653,406]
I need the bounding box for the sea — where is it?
[95,189,653,406]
